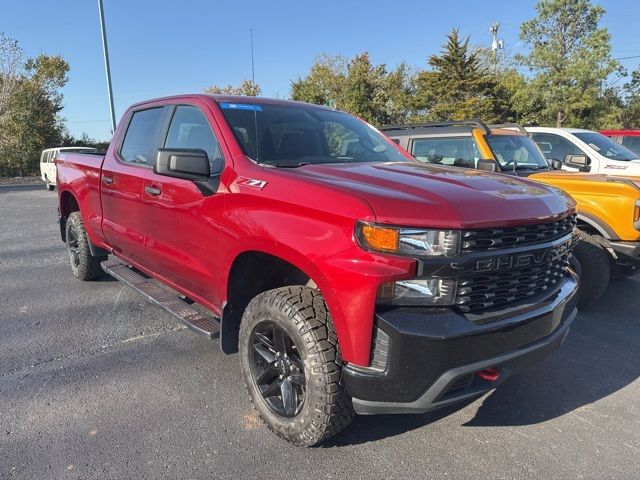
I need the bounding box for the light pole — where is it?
[97,0,116,135]
[490,22,504,75]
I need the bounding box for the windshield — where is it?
[485,134,549,170]
[411,136,481,168]
[572,132,640,161]
[217,102,409,166]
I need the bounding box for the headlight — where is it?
[356,221,461,257]
[377,278,457,306]
[634,199,640,230]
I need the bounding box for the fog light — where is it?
[376,278,457,306]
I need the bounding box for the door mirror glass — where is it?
[210,156,224,176]
[476,159,499,173]
[547,158,564,170]
[564,154,591,172]
[154,148,210,181]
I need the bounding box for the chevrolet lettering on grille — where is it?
[474,238,574,272]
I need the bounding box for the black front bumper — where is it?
[343,275,578,414]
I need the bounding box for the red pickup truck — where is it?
[56,94,579,445]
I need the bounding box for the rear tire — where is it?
[573,232,611,307]
[45,177,54,191]
[66,212,105,281]
[239,286,355,446]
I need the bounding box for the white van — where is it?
[40,147,97,190]
[526,127,640,175]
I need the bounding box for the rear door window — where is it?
[119,107,165,165]
[410,136,480,169]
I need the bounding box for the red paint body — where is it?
[56,95,575,366]
[600,130,640,136]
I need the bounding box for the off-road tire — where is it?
[239,286,355,446]
[45,177,54,191]
[573,232,611,307]
[66,212,104,280]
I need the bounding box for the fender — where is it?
[576,212,617,240]
[218,239,347,354]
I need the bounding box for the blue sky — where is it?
[3,0,639,140]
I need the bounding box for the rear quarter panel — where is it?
[56,153,107,247]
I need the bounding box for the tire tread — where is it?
[239,286,355,446]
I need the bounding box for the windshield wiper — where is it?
[267,162,310,168]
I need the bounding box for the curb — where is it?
[0,183,45,192]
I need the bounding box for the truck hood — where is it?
[284,162,575,228]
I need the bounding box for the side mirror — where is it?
[154,148,211,181]
[154,148,223,196]
[547,158,564,170]
[476,159,499,173]
[564,154,591,172]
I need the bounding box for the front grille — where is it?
[455,249,572,313]
[461,214,577,252]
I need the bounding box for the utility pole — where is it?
[490,22,504,75]
[98,0,116,134]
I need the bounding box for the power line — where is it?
[614,55,640,60]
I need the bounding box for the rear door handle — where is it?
[145,186,161,196]
[102,176,113,185]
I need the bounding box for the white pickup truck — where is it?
[40,147,97,190]
[526,127,640,175]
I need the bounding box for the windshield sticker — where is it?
[588,143,601,151]
[219,102,262,111]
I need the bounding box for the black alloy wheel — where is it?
[248,321,306,417]
[67,223,81,269]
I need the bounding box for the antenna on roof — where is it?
[250,28,256,97]
[249,28,260,162]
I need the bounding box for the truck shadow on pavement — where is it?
[326,278,640,446]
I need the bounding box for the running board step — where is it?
[101,258,220,339]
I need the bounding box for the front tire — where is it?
[66,212,105,280]
[239,286,354,446]
[572,232,611,307]
[45,177,54,191]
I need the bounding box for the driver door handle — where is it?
[102,176,113,185]
[145,186,161,196]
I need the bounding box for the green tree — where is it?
[621,67,640,128]
[291,54,347,107]
[62,132,110,151]
[204,79,261,96]
[291,53,412,125]
[0,33,69,177]
[411,30,503,122]
[517,0,622,128]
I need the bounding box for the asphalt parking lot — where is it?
[1,185,639,479]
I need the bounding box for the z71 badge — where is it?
[236,177,267,189]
